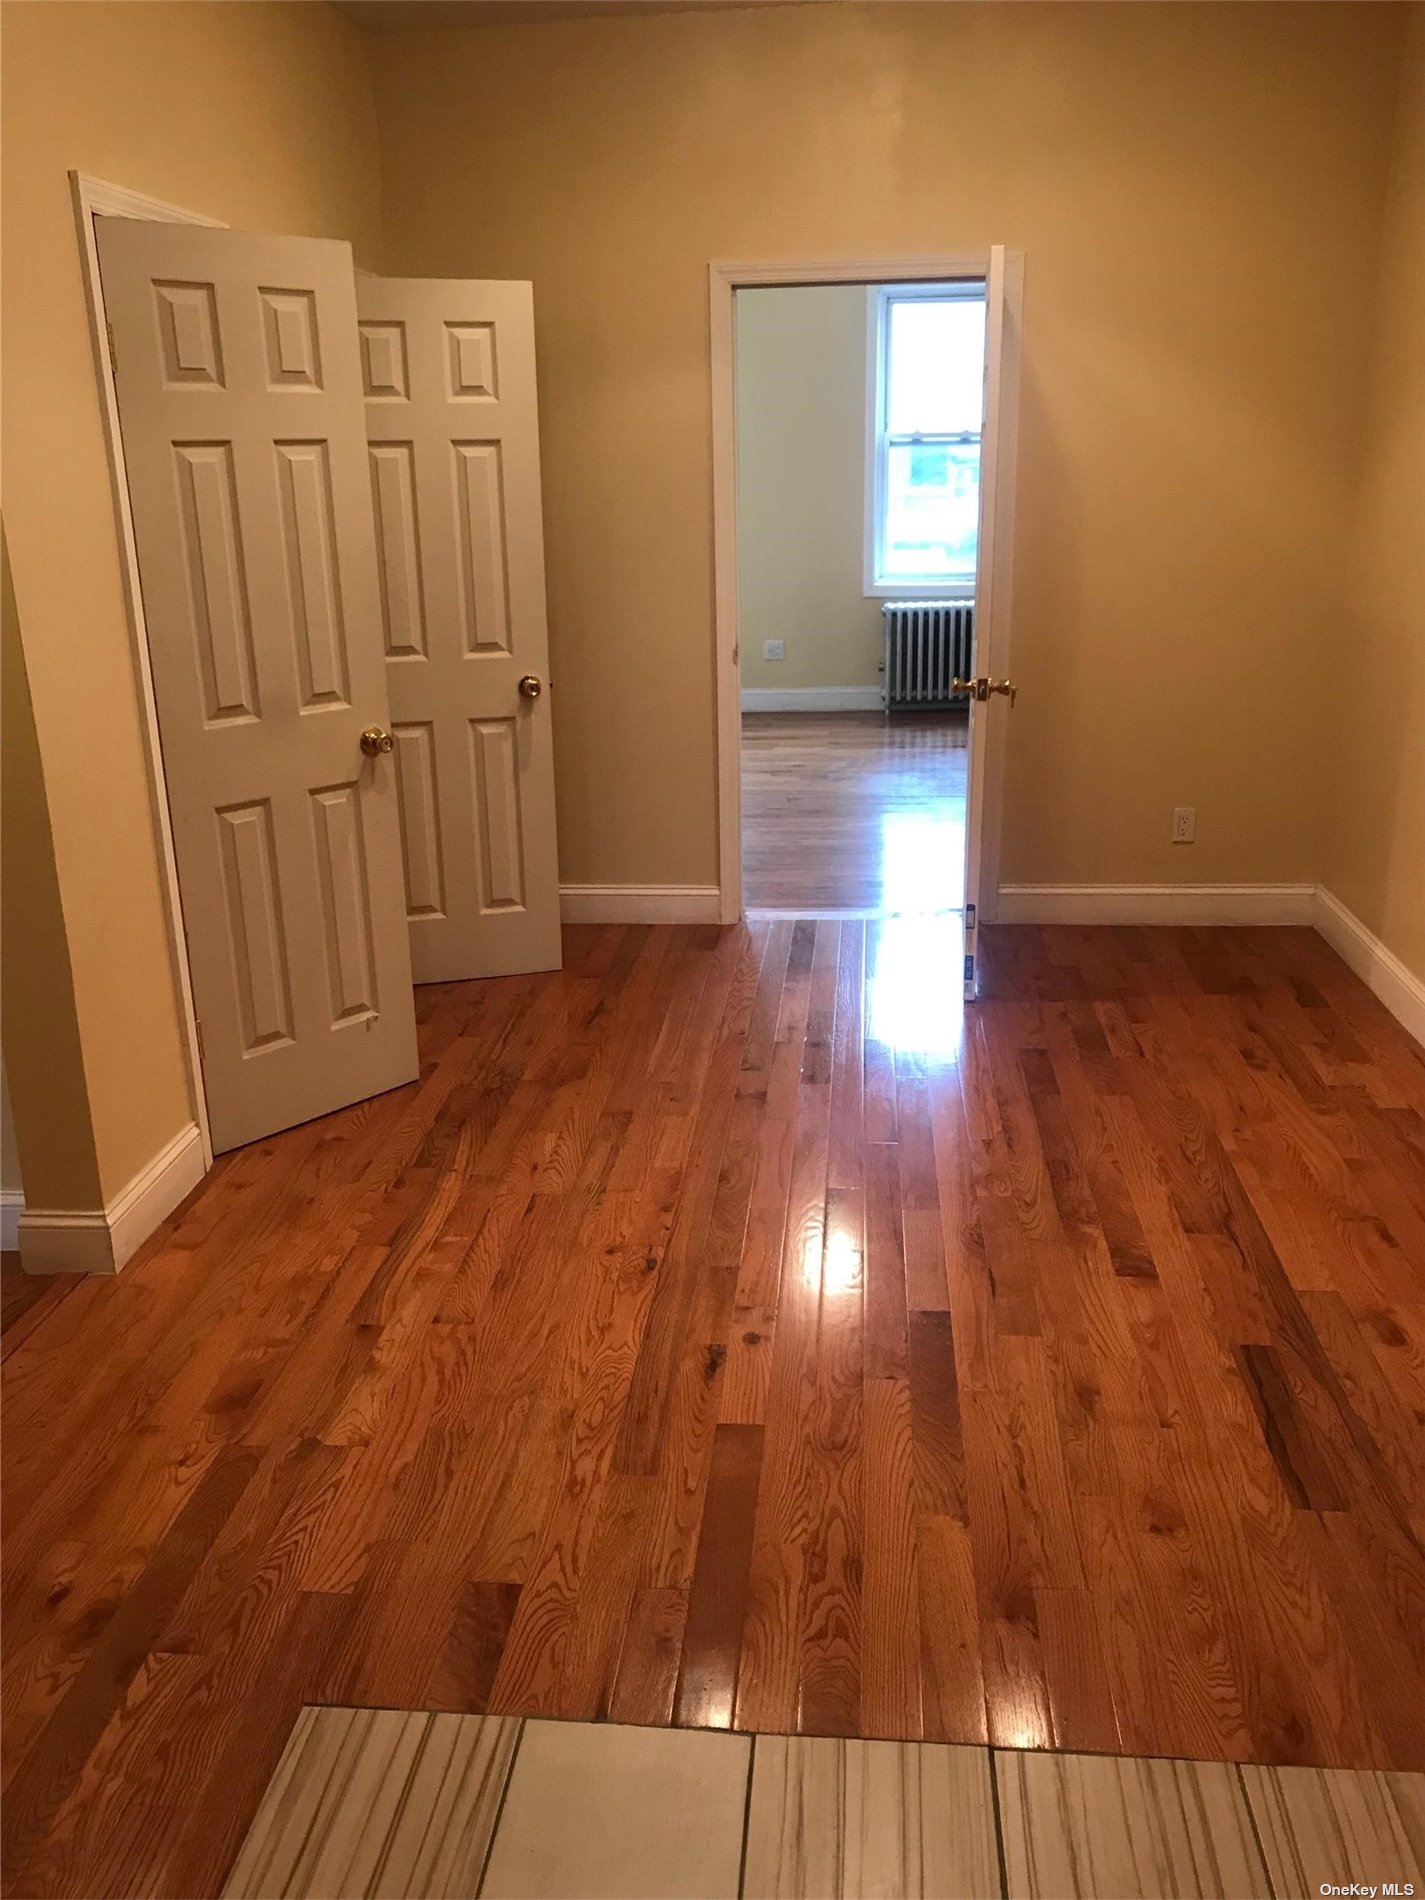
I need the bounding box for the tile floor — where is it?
[224,1708,1425,1900]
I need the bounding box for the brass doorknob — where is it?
[518,674,543,701]
[951,677,1018,706]
[360,725,394,756]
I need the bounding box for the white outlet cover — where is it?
[763,639,785,662]
[1172,806,1196,842]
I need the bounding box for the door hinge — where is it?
[106,321,116,366]
[194,1020,205,1062]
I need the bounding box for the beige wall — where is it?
[736,286,883,696]
[1325,8,1425,982]
[0,0,385,1206]
[2,1,1418,1233]
[1,1062,19,1200]
[1,529,104,1211]
[373,2,1402,892]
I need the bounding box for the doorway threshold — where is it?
[746,904,967,922]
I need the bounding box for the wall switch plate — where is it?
[763,639,785,662]
[1172,806,1196,843]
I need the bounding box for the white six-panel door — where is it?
[98,219,419,1153]
[357,275,561,981]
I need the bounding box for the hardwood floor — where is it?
[3,918,1425,1898]
[741,711,966,913]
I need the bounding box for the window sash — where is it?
[885,431,981,450]
[881,437,980,577]
[877,436,984,585]
[868,284,987,595]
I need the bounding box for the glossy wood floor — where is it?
[741,711,966,913]
[4,918,1425,1899]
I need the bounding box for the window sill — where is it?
[865,583,975,602]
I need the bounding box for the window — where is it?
[866,282,987,597]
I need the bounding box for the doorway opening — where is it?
[711,252,1020,993]
[735,278,982,920]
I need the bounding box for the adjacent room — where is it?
[2,3,1423,1897]
[737,279,984,919]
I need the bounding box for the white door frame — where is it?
[708,252,1024,927]
[71,171,225,1171]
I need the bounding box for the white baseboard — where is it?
[1,1189,23,1252]
[1314,886,1425,1047]
[559,884,723,925]
[741,687,883,714]
[994,883,1318,926]
[18,1121,207,1276]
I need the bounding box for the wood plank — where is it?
[424,1581,521,1714]
[675,1422,762,1726]
[1035,1586,1122,1755]
[908,1309,965,1520]
[607,1585,688,1727]
[862,1378,922,1741]
[918,1514,988,1747]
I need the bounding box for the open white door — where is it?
[97,219,419,1154]
[962,244,1021,999]
[357,275,561,981]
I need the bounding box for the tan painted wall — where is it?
[372,2,1401,892]
[1326,9,1425,983]
[0,0,385,1205]
[736,286,883,695]
[2,0,1417,1234]
[1,530,104,1212]
[0,1063,19,1200]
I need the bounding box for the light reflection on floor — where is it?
[866,910,966,1065]
[745,724,969,1068]
[877,808,965,916]
[819,1224,865,1297]
[868,805,968,1065]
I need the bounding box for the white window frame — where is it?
[863,278,987,600]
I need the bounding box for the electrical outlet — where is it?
[763,639,785,662]
[1172,806,1196,843]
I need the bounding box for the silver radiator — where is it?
[882,601,974,711]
